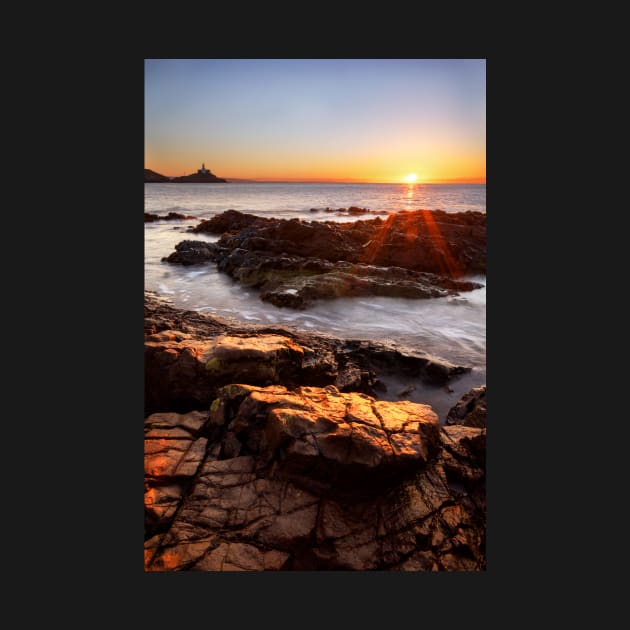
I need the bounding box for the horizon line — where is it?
[145,169,485,185]
[225,179,486,185]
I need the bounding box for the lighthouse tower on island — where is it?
[165,163,226,182]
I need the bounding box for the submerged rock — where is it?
[320,206,388,217]
[259,263,479,309]
[161,240,225,265]
[145,211,197,222]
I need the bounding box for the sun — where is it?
[405,173,417,183]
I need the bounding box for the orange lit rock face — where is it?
[213,384,440,489]
[144,295,471,417]
[143,293,485,572]
[144,385,485,572]
[144,332,312,415]
[144,410,210,536]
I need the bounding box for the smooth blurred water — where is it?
[144,182,486,416]
[144,181,485,219]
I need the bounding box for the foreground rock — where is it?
[165,209,485,308]
[144,292,485,571]
[145,292,469,416]
[145,384,485,571]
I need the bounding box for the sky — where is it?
[144,59,485,184]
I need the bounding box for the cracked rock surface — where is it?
[144,293,486,571]
[145,385,485,571]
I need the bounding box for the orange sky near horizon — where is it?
[145,59,486,185]
[144,157,486,184]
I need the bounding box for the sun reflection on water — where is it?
[405,183,416,209]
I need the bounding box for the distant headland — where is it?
[145,163,227,183]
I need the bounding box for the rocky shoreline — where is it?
[161,208,486,309]
[144,291,486,571]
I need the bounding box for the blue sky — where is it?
[145,58,485,182]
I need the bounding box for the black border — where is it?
[69,38,564,617]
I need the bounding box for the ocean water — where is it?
[144,181,485,218]
[144,182,486,419]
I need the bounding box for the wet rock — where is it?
[145,211,197,222]
[398,385,416,397]
[161,240,225,265]
[323,207,388,217]
[144,292,471,415]
[166,246,481,309]
[334,361,364,391]
[446,386,487,428]
[164,209,485,309]
[343,340,469,386]
[191,209,267,234]
[259,263,479,309]
[188,208,486,275]
[347,206,370,215]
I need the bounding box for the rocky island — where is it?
[145,163,227,183]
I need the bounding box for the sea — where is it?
[144,182,486,420]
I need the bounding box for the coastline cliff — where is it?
[144,168,171,182]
